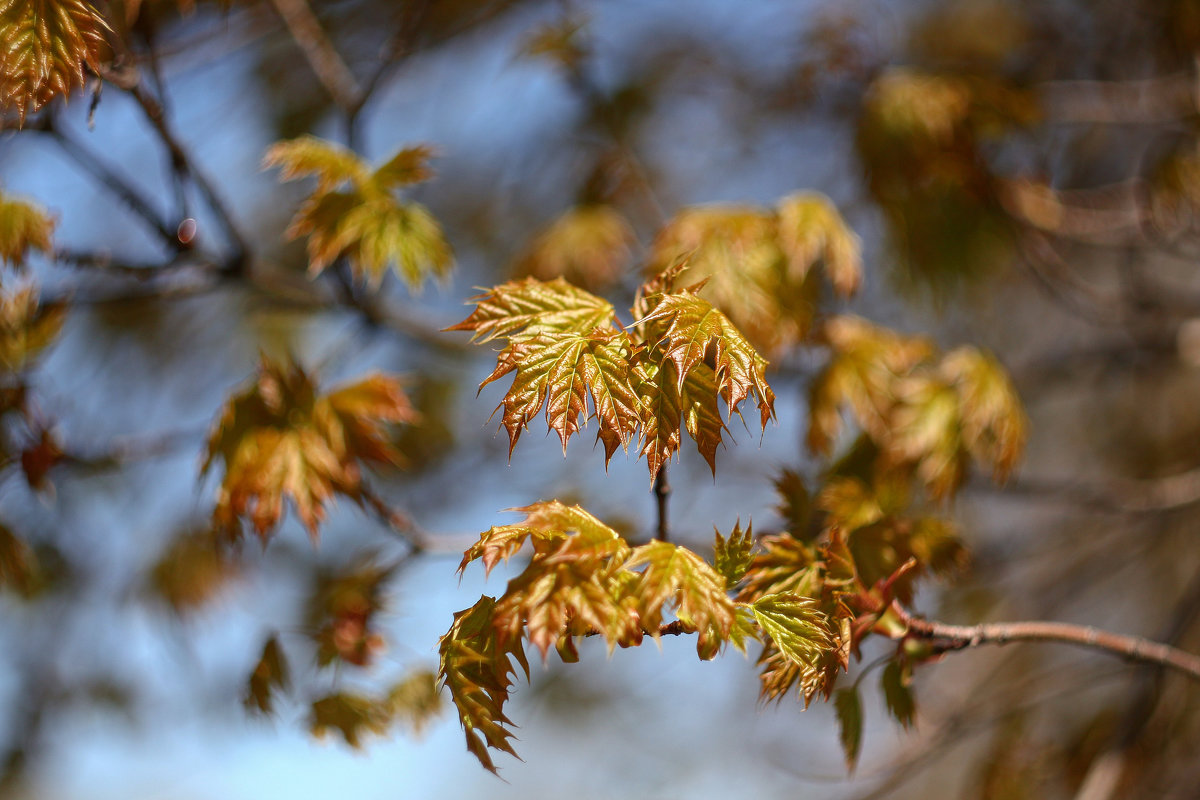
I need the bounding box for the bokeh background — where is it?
[3,0,1200,797]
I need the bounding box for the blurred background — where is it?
[3,0,1200,797]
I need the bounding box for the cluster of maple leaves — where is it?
[0,20,1032,766]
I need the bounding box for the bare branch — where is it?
[895,603,1200,683]
[267,0,361,112]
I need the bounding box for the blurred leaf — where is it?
[834,686,863,772]
[0,190,55,267]
[940,347,1027,482]
[0,283,66,373]
[520,14,588,72]
[309,692,388,748]
[513,205,634,291]
[202,356,414,542]
[774,468,814,538]
[881,660,915,729]
[0,0,111,124]
[265,137,452,288]
[244,635,289,715]
[19,427,61,492]
[150,529,237,614]
[713,521,754,589]
[386,668,443,735]
[776,192,862,296]
[310,557,394,668]
[0,522,38,596]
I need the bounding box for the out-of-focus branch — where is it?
[974,465,1200,514]
[894,603,1200,682]
[267,0,360,112]
[653,466,670,542]
[1038,72,1196,125]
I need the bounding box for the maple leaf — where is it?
[881,660,916,729]
[478,328,640,460]
[737,532,821,602]
[309,557,395,668]
[638,288,776,428]
[244,635,289,715]
[0,282,66,373]
[0,522,38,597]
[309,692,390,748]
[150,529,238,614]
[438,596,530,774]
[773,468,814,538]
[0,0,111,125]
[835,687,863,772]
[459,500,618,576]
[447,276,617,343]
[632,358,683,481]
[713,521,754,589]
[513,204,634,291]
[940,346,1027,482]
[0,190,54,267]
[625,539,737,659]
[202,356,413,542]
[264,137,451,288]
[386,668,443,735]
[807,315,936,454]
[775,192,862,296]
[752,592,840,705]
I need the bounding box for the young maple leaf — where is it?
[202,356,414,542]
[637,288,776,428]
[0,283,66,372]
[244,635,290,715]
[0,190,55,267]
[263,137,451,288]
[513,204,635,291]
[438,596,530,774]
[0,0,111,125]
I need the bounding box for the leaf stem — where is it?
[653,464,670,542]
[894,602,1200,683]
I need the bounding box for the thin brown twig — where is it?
[653,465,670,542]
[267,0,361,112]
[894,603,1200,682]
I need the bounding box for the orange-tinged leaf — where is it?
[438,596,530,774]
[776,192,862,296]
[625,539,737,658]
[459,500,621,577]
[680,361,727,475]
[633,359,682,482]
[371,145,436,190]
[638,288,776,427]
[150,529,237,614]
[447,277,616,343]
[0,0,111,124]
[203,357,414,542]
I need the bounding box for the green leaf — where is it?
[0,190,55,267]
[638,289,776,428]
[0,0,111,124]
[438,596,530,774]
[751,593,837,679]
[244,635,289,715]
[625,539,737,659]
[459,500,622,577]
[476,328,639,461]
[881,660,916,729]
[265,137,452,289]
[263,135,370,193]
[713,521,754,588]
[446,277,617,344]
[834,687,863,772]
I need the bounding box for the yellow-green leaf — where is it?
[0,190,54,267]
[514,205,634,291]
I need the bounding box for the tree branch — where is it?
[267,0,361,112]
[894,603,1200,683]
[653,465,670,542]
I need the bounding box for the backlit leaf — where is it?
[751,592,838,704]
[438,596,530,774]
[447,277,616,343]
[386,668,443,735]
[459,500,621,576]
[262,135,369,193]
[0,282,66,373]
[713,521,754,589]
[776,192,862,296]
[310,557,394,668]
[0,0,111,124]
[309,692,389,748]
[940,346,1027,482]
